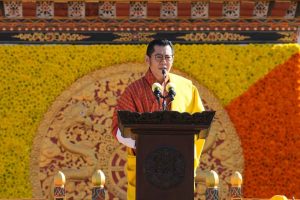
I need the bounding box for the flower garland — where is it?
[0,44,299,197]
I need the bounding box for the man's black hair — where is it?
[146,39,174,57]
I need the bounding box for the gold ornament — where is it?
[230,171,243,187]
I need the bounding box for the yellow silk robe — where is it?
[126,73,205,200]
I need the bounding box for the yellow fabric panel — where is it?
[126,148,136,200]
[126,73,206,200]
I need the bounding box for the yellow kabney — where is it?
[126,73,206,200]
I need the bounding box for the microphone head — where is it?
[166,82,176,92]
[152,82,162,92]
[162,68,167,79]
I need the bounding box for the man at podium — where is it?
[112,39,205,200]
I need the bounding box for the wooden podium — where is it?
[118,110,215,200]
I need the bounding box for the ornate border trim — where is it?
[0,30,297,44]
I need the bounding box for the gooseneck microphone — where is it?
[152,82,162,103]
[162,68,167,80]
[166,82,176,101]
[161,68,167,110]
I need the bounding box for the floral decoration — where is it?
[0,44,299,198]
[226,53,300,198]
[174,44,300,105]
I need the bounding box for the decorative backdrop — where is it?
[0,44,299,199]
[30,63,243,200]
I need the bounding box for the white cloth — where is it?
[116,128,136,149]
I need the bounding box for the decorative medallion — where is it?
[68,1,85,18]
[12,32,90,42]
[178,32,250,42]
[30,63,244,200]
[130,1,147,19]
[223,1,240,19]
[36,1,54,19]
[113,32,155,42]
[253,1,269,18]
[160,1,177,19]
[3,0,22,18]
[144,147,185,189]
[191,1,209,19]
[285,1,298,19]
[99,1,116,19]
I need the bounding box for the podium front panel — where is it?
[136,134,194,200]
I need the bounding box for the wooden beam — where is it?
[54,2,68,17]
[116,2,129,17]
[178,2,190,17]
[23,2,35,17]
[269,1,291,17]
[209,1,223,17]
[240,1,255,17]
[148,3,160,17]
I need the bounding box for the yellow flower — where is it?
[0,44,299,198]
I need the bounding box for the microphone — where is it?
[162,68,167,80]
[152,82,162,101]
[166,82,176,101]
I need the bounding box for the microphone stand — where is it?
[162,69,167,111]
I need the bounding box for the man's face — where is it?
[146,45,174,83]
